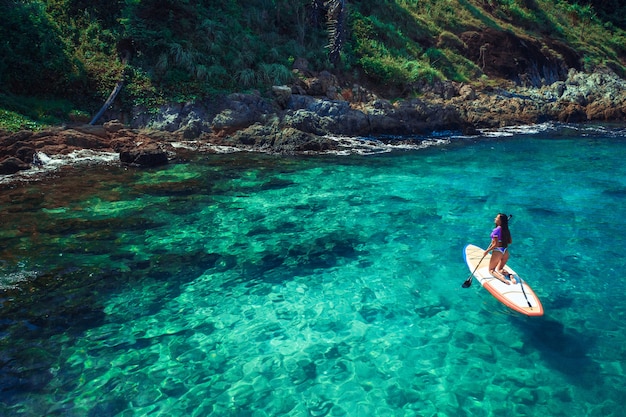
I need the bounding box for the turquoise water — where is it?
[1,124,625,416]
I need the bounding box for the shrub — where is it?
[437,31,467,51]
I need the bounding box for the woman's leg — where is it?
[496,252,516,283]
[489,251,510,284]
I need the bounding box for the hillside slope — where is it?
[0,0,625,129]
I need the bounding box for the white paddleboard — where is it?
[464,244,544,316]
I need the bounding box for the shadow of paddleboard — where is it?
[512,316,599,388]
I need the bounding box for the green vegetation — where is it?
[1,0,625,131]
[0,93,81,131]
[0,109,45,132]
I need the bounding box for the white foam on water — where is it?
[576,123,626,137]
[323,135,452,155]
[39,149,119,166]
[481,122,557,137]
[0,150,119,185]
[173,136,454,157]
[482,122,626,140]
[170,141,244,154]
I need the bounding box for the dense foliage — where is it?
[1,0,626,129]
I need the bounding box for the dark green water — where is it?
[1,124,625,416]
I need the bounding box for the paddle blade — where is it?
[461,276,473,288]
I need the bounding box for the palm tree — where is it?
[311,0,346,66]
[326,0,346,65]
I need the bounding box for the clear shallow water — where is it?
[1,124,625,416]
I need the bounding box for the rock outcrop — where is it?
[0,121,173,175]
[2,67,626,176]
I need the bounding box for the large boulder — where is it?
[118,142,169,167]
[225,123,337,153]
[0,156,30,175]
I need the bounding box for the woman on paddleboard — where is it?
[484,213,516,284]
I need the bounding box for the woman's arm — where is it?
[484,237,498,255]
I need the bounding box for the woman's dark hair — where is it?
[498,213,512,246]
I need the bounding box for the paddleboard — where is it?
[464,244,544,316]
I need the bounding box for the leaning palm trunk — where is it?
[90,50,130,125]
[89,79,124,125]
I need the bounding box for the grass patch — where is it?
[0,94,91,131]
[0,109,46,132]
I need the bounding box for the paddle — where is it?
[462,252,487,288]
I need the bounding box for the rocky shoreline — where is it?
[2,67,626,176]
